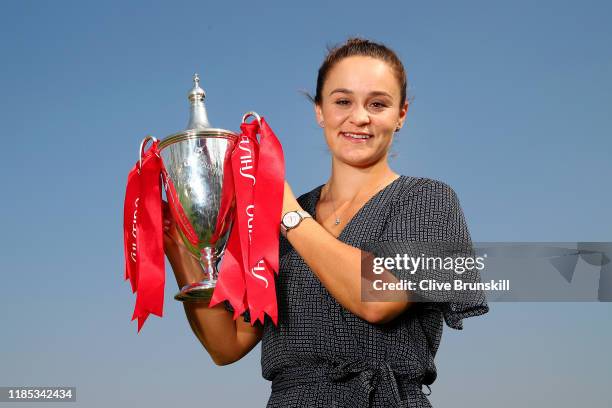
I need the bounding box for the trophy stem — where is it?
[174,247,218,303]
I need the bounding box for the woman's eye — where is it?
[335,99,351,106]
[370,101,388,109]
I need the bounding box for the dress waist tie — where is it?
[271,359,431,408]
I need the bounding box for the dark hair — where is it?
[311,37,408,107]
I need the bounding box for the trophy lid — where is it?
[159,73,237,149]
[186,73,211,130]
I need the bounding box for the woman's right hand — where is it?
[162,200,201,288]
[162,201,182,261]
[162,201,180,254]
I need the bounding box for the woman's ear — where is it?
[315,103,324,127]
[398,100,409,127]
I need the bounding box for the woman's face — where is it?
[315,56,408,168]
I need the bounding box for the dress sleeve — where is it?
[367,179,489,330]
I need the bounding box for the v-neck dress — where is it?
[242,175,488,407]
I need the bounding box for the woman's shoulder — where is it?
[395,175,459,203]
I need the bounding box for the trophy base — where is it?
[174,280,217,303]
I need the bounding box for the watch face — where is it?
[283,212,301,228]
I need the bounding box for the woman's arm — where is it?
[164,205,262,366]
[281,182,411,324]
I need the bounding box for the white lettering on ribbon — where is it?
[130,198,139,263]
[245,204,269,288]
[240,139,268,288]
[246,204,255,235]
[251,260,269,288]
[238,137,256,185]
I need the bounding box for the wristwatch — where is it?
[280,210,312,237]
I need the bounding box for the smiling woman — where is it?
[163,37,489,408]
[314,54,407,169]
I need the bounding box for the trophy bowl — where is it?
[159,128,237,302]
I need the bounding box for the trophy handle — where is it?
[241,111,262,126]
[139,135,158,170]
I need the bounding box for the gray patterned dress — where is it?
[236,175,489,407]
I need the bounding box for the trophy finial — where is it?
[188,73,206,102]
[186,72,211,130]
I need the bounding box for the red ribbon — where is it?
[210,117,285,325]
[124,117,284,331]
[123,140,165,332]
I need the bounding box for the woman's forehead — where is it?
[323,56,399,97]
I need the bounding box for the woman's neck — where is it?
[325,159,398,202]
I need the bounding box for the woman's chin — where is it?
[335,152,386,168]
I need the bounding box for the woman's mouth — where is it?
[340,132,373,143]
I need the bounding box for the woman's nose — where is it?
[349,105,370,126]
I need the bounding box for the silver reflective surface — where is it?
[160,130,236,270]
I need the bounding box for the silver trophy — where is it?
[145,74,251,302]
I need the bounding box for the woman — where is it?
[163,37,489,408]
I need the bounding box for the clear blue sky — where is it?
[1,1,610,407]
